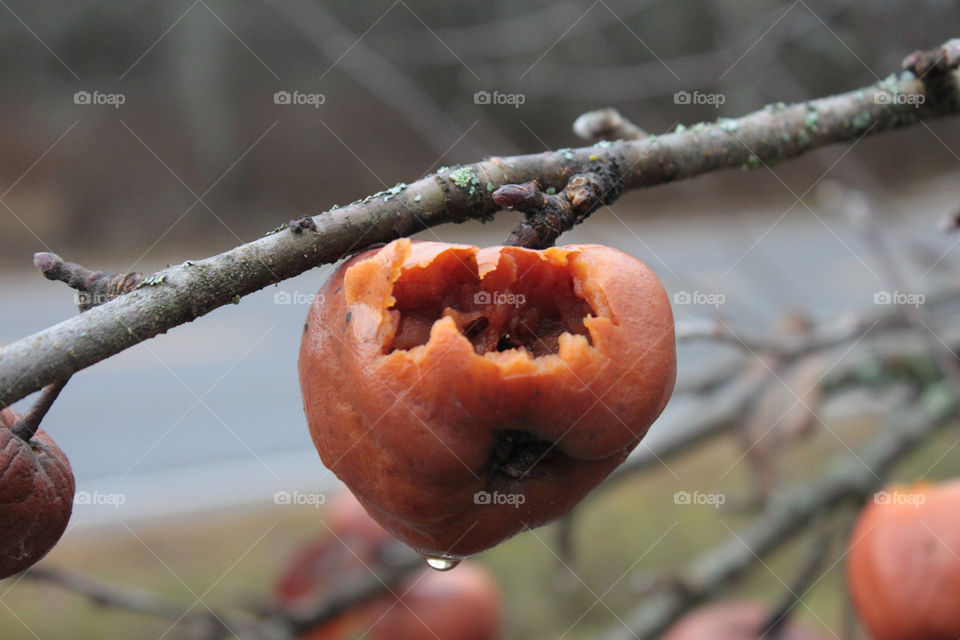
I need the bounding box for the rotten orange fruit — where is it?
[0,407,75,578]
[847,480,960,640]
[299,239,675,560]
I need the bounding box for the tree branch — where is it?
[33,252,145,312]
[280,545,424,636]
[609,289,960,487]
[25,545,425,640]
[677,283,960,361]
[761,521,832,637]
[1,43,958,408]
[599,381,958,640]
[23,566,289,640]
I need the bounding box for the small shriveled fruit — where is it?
[0,408,75,578]
[299,239,676,559]
[847,480,960,640]
[662,600,829,640]
[274,492,501,640]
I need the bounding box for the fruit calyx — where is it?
[489,430,555,480]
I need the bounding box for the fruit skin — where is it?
[662,600,828,640]
[274,492,501,640]
[847,480,960,640]
[299,239,675,558]
[0,408,75,578]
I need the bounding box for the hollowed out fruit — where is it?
[299,239,677,557]
[386,248,593,357]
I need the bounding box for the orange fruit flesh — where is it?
[386,246,593,357]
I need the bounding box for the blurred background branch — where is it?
[601,381,957,640]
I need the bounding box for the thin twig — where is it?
[25,565,205,621]
[26,547,424,640]
[280,545,424,635]
[572,108,648,142]
[604,371,764,486]
[10,379,68,441]
[676,283,960,359]
[611,316,960,490]
[258,0,518,157]
[552,512,579,593]
[24,566,289,640]
[495,169,622,248]
[761,521,832,638]
[839,187,960,390]
[34,252,144,312]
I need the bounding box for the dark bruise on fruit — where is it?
[0,408,75,579]
[299,239,676,557]
[490,430,552,480]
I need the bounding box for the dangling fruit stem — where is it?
[11,378,69,442]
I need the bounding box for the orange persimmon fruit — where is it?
[299,239,676,559]
[662,600,829,640]
[847,480,960,640]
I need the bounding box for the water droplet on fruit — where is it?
[423,554,461,571]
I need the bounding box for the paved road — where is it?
[2,172,956,528]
